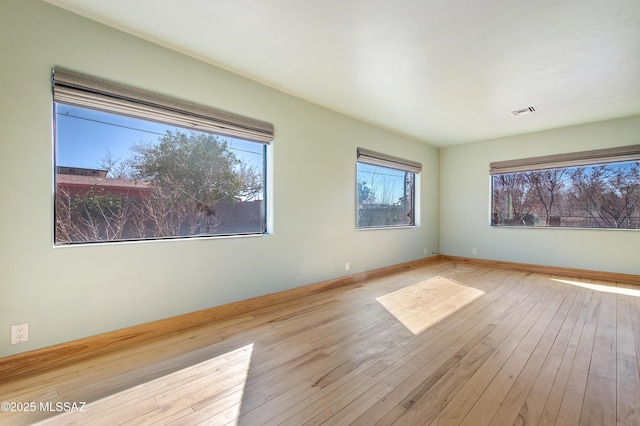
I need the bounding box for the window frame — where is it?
[52,67,273,245]
[356,148,421,230]
[490,145,640,230]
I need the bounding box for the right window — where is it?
[357,148,421,229]
[490,145,640,229]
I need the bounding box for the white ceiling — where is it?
[44,0,640,147]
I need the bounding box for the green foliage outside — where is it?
[56,131,264,243]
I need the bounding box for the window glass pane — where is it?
[54,104,266,244]
[491,160,640,229]
[357,162,415,228]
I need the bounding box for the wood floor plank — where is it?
[625,283,640,377]
[456,279,571,426]
[319,381,395,426]
[281,271,519,426]
[386,286,535,424]
[272,371,373,425]
[366,275,537,425]
[238,318,410,421]
[616,353,640,426]
[615,283,640,426]
[489,286,577,425]
[166,389,245,425]
[513,353,563,426]
[537,288,593,426]
[357,296,516,424]
[589,291,617,380]
[515,285,589,426]
[616,288,637,357]
[580,375,617,426]
[555,287,603,425]
[0,262,637,426]
[427,274,558,426]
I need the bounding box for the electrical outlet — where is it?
[472,248,478,255]
[424,248,428,255]
[11,323,29,344]
[345,262,350,272]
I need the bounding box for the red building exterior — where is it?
[56,167,151,198]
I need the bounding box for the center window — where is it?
[356,148,420,229]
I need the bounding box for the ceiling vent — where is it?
[510,105,537,116]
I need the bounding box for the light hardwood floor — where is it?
[1,260,639,425]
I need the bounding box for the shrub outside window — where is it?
[53,68,272,245]
[490,146,640,229]
[356,148,420,229]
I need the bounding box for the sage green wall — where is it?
[440,115,640,276]
[0,0,439,356]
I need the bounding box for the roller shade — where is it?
[52,67,274,144]
[357,148,422,174]
[489,145,640,175]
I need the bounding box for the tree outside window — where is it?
[55,105,267,244]
[491,161,640,229]
[357,162,415,229]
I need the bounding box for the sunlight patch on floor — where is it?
[551,278,640,297]
[376,276,485,335]
[36,344,254,425]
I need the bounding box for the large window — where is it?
[491,146,640,229]
[356,148,420,229]
[53,68,273,245]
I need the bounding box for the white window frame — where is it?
[356,148,421,230]
[490,145,640,229]
[52,67,273,244]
